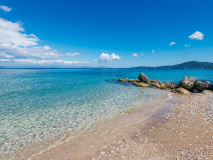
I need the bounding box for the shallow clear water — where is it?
[0,68,213,158]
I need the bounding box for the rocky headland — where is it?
[117,73,213,95]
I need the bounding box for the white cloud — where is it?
[98,53,111,62]
[189,31,204,40]
[98,53,120,62]
[184,44,191,47]
[169,42,175,46]
[141,54,144,56]
[111,53,120,60]
[0,58,88,65]
[0,17,38,47]
[152,50,155,53]
[66,52,80,57]
[0,51,14,58]
[0,5,12,12]
[133,53,138,57]
[0,43,62,59]
[0,17,81,60]
[0,59,11,62]
[0,17,88,67]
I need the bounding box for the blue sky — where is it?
[0,0,212,68]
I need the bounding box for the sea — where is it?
[0,68,213,159]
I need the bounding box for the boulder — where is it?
[202,90,213,95]
[134,82,150,87]
[138,73,150,84]
[149,79,165,89]
[172,87,190,95]
[195,81,212,91]
[178,77,198,90]
[165,82,178,89]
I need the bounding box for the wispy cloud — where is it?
[133,53,138,57]
[0,5,12,12]
[98,53,120,62]
[0,17,88,67]
[0,17,62,59]
[184,44,191,47]
[0,59,88,65]
[189,31,204,40]
[66,52,80,57]
[169,42,176,46]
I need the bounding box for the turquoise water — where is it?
[0,68,213,158]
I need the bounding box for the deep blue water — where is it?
[0,68,213,158]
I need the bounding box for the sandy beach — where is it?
[31,91,213,160]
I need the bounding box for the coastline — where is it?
[1,87,169,160]
[32,92,213,160]
[31,92,178,160]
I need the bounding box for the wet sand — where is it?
[32,92,213,160]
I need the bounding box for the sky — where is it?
[0,0,213,68]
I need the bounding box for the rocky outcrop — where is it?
[178,77,198,90]
[195,81,212,91]
[134,82,150,87]
[149,80,165,89]
[165,82,178,89]
[138,73,150,84]
[116,73,213,96]
[172,87,190,95]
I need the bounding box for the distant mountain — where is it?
[133,61,213,69]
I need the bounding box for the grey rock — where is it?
[195,81,212,91]
[138,73,150,84]
[165,82,178,89]
[193,89,200,93]
[202,90,213,95]
[150,79,165,89]
[178,77,198,90]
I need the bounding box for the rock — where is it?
[172,87,190,95]
[119,78,128,82]
[195,81,212,91]
[192,89,200,93]
[178,77,198,90]
[127,79,135,83]
[134,79,140,83]
[134,82,150,87]
[149,79,165,89]
[138,73,150,84]
[202,90,213,95]
[165,82,178,89]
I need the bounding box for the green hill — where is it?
[134,61,213,69]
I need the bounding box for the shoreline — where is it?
[1,88,169,160]
[31,92,179,160]
[32,92,213,160]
